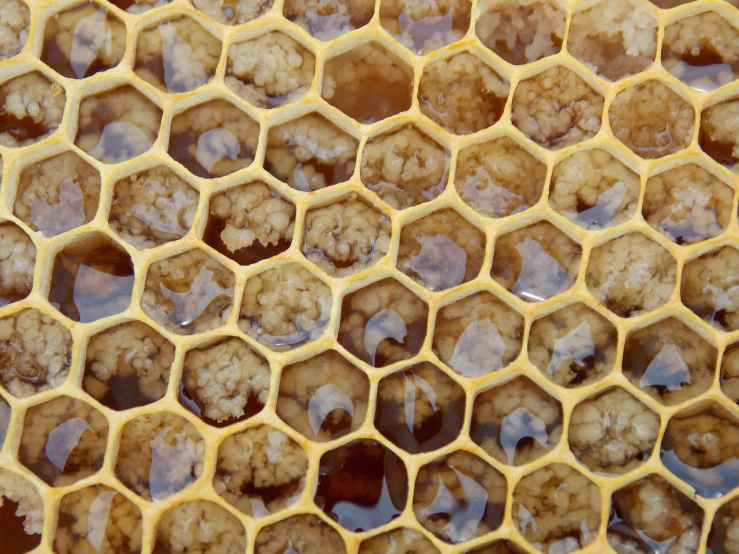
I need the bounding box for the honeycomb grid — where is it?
[0,0,737,552]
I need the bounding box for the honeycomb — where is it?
[1,0,739,552]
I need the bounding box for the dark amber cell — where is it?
[0,470,43,554]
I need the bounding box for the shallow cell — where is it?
[0,71,66,148]
[226,31,315,108]
[0,0,30,60]
[0,223,35,306]
[141,248,234,335]
[134,15,220,93]
[414,450,506,543]
[359,527,440,554]
[191,0,274,24]
[722,342,739,404]
[303,195,391,277]
[239,262,332,351]
[84,321,174,411]
[54,485,142,554]
[513,464,601,553]
[376,362,465,454]
[708,497,739,554]
[380,0,471,54]
[264,113,358,192]
[419,51,509,135]
[623,317,716,406]
[154,500,245,554]
[549,148,641,230]
[14,150,101,237]
[338,278,428,368]
[0,394,9,448]
[41,1,125,79]
[168,99,259,179]
[277,350,369,442]
[475,0,565,65]
[569,387,660,475]
[491,221,581,302]
[470,376,562,466]
[567,0,657,81]
[204,181,295,265]
[512,65,604,149]
[49,233,134,323]
[109,165,199,250]
[108,0,172,13]
[255,514,347,554]
[586,232,677,317]
[608,474,704,553]
[432,291,523,378]
[115,411,204,501]
[322,41,414,124]
[662,10,739,92]
[283,0,373,40]
[0,308,72,398]
[682,246,739,332]
[661,401,739,498]
[0,469,43,554]
[214,424,307,517]
[315,439,408,532]
[455,136,546,218]
[181,336,270,425]
[19,395,108,486]
[700,98,739,173]
[397,208,485,291]
[464,540,527,554]
[360,123,449,209]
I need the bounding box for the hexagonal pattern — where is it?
[700,97,739,172]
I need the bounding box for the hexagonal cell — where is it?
[49,233,134,323]
[109,165,199,250]
[239,262,332,351]
[491,221,581,302]
[41,1,125,79]
[464,541,527,554]
[682,246,739,332]
[376,362,465,454]
[303,194,391,277]
[0,394,9,448]
[0,309,72,398]
[204,181,295,265]
[470,376,563,465]
[255,514,347,554]
[569,387,660,475]
[455,136,546,218]
[549,148,640,230]
[419,51,509,135]
[359,528,439,554]
[722,342,739,404]
[214,424,307,516]
[283,0,372,39]
[513,464,601,552]
[115,411,204,501]
[83,321,174,411]
[264,113,358,192]
[108,0,171,13]
[708,497,739,554]
[585,232,677,317]
[141,248,235,335]
[607,474,704,553]
[19,395,108,486]
[567,0,657,81]
[432,291,523,378]
[191,0,273,24]
[180,336,270,425]
[0,469,43,553]
[168,98,259,179]
[134,15,220,94]
[360,123,449,209]
[528,302,618,387]
[0,71,65,148]
[154,500,245,554]
[512,65,603,149]
[662,10,739,92]
[700,98,739,173]
[226,31,315,108]
[14,150,101,237]
[338,278,428,367]
[322,41,414,124]
[54,484,142,554]
[277,350,369,442]
[623,317,716,405]
[414,450,506,543]
[380,0,471,54]
[609,80,695,159]
[315,439,408,532]
[397,208,485,291]
[0,223,35,306]
[0,0,30,60]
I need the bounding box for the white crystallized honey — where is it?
[0,0,738,552]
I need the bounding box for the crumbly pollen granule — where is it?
[0,223,35,305]
[155,500,245,554]
[0,0,30,60]
[0,469,44,536]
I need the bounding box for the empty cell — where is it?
[0,223,35,306]
[380,0,471,54]
[0,71,65,148]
